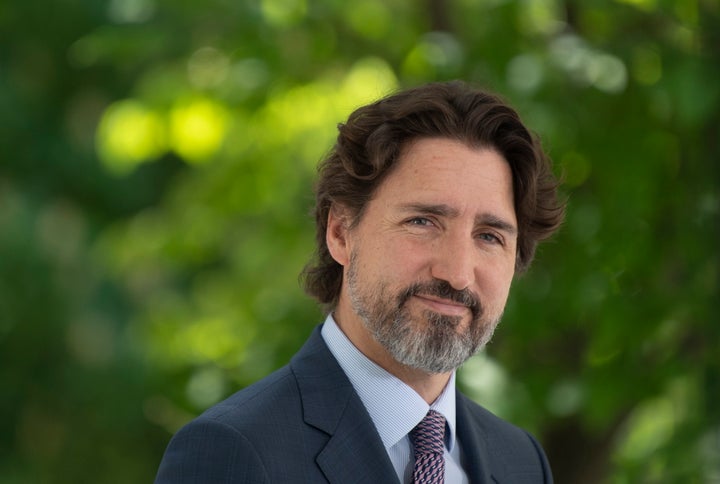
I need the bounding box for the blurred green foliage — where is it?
[1,0,718,482]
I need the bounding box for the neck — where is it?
[332,308,453,404]
[389,363,453,404]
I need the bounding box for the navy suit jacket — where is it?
[155,326,553,483]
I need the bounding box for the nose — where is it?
[430,234,476,291]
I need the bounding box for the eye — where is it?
[406,217,435,227]
[477,232,503,245]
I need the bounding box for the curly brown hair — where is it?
[302,81,565,309]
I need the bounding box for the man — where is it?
[155,81,565,483]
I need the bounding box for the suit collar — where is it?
[290,326,503,484]
[290,326,399,484]
[456,391,497,484]
[320,315,461,452]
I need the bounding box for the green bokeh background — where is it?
[0,0,718,482]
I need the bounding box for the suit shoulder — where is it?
[200,364,300,427]
[155,417,270,483]
[457,392,554,482]
[155,366,304,483]
[457,391,530,437]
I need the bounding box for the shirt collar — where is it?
[321,314,458,452]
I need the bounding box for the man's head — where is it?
[303,81,565,310]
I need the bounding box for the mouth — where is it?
[413,294,471,317]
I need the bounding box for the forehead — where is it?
[372,137,516,218]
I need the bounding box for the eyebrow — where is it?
[398,203,518,235]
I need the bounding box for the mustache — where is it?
[398,280,482,320]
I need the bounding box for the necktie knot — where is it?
[409,410,446,483]
[410,410,446,455]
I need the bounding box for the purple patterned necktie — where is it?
[409,410,446,484]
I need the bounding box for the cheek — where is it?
[387,242,435,282]
[478,263,515,305]
[368,233,426,266]
[352,239,415,286]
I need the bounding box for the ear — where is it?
[326,204,351,267]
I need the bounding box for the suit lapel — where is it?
[291,327,399,484]
[315,396,399,484]
[456,391,496,484]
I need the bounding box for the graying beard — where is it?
[376,310,487,374]
[346,252,496,374]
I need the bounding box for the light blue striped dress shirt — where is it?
[321,315,469,484]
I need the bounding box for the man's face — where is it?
[331,137,518,374]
